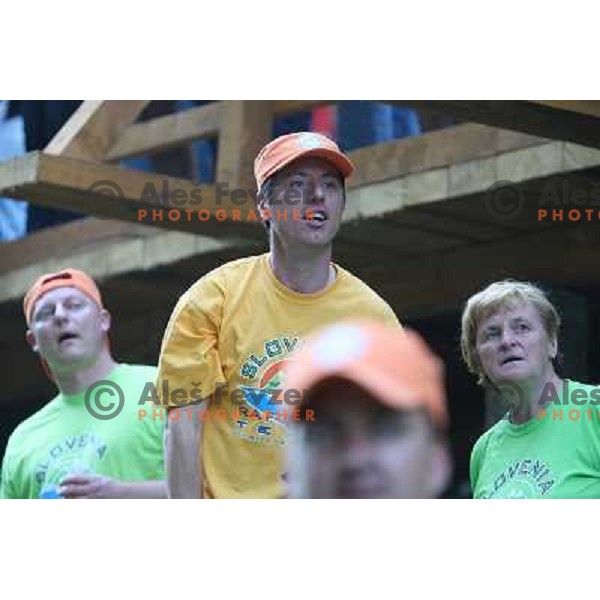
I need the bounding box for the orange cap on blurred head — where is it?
[24,268,104,327]
[284,321,448,430]
[254,132,354,191]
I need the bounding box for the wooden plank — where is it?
[0,229,257,305]
[346,123,546,189]
[45,100,148,161]
[342,139,573,238]
[0,217,159,274]
[216,101,273,193]
[532,101,600,119]
[386,101,600,150]
[107,102,221,161]
[0,152,267,238]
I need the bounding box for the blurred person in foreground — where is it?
[0,269,166,499]
[463,280,600,498]
[283,321,451,499]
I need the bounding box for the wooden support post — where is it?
[216,101,273,199]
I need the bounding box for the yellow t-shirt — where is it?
[156,253,401,498]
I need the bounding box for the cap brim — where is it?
[282,148,354,180]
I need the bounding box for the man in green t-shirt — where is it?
[0,268,166,499]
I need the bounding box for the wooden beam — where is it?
[0,152,267,238]
[3,122,600,281]
[2,122,598,277]
[346,123,546,189]
[3,123,599,240]
[106,101,331,162]
[361,223,600,319]
[45,100,148,161]
[0,228,258,305]
[387,101,600,150]
[107,102,221,161]
[0,217,159,274]
[216,101,273,193]
[532,101,600,119]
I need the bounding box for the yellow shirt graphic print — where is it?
[233,349,296,446]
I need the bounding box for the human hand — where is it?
[59,474,123,499]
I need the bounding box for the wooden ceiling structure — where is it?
[2,99,600,404]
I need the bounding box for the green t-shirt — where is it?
[471,380,600,498]
[0,364,164,499]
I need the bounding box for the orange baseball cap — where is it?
[24,268,104,326]
[254,132,354,191]
[283,321,448,430]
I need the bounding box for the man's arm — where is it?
[155,276,226,500]
[164,403,207,498]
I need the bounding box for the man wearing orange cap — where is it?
[0,269,166,499]
[157,132,401,498]
[284,321,452,499]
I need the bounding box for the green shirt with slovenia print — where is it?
[471,380,600,499]
[0,364,164,499]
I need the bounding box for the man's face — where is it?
[260,157,345,248]
[27,287,110,374]
[296,380,440,499]
[476,301,557,387]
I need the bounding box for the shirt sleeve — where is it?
[0,442,17,499]
[381,301,402,330]
[156,273,226,409]
[469,431,491,497]
[140,416,167,480]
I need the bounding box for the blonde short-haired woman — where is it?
[462,280,600,498]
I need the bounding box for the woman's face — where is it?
[475,300,557,387]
